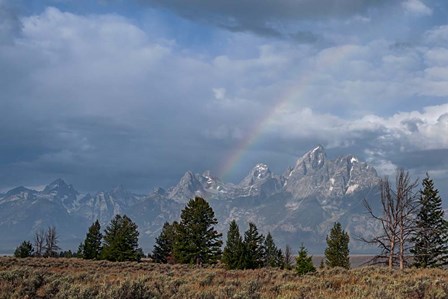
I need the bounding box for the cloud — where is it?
[402,0,432,16]
[1,5,448,194]
[139,0,390,39]
[0,7,218,190]
[425,25,448,46]
[212,88,226,100]
[0,0,21,44]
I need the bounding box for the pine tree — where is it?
[102,214,142,262]
[295,244,316,275]
[264,232,284,268]
[76,242,84,258]
[82,220,103,259]
[14,241,34,258]
[319,259,325,269]
[411,174,448,268]
[222,220,244,269]
[241,222,265,269]
[324,222,350,269]
[59,250,74,258]
[173,197,222,264]
[276,248,285,269]
[152,221,178,263]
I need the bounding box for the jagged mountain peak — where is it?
[167,171,205,202]
[200,171,226,189]
[253,163,270,175]
[110,184,130,196]
[0,145,384,254]
[180,171,201,185]
[299,145,326,168]
[285,146,379,200]
[43,178,77,195]
[311,144,325,153]
[240,163,272,184]
[201,170,222,183]
[5,186,35,197]
[202,170,213,178]
[47,178,68,186]
[237,163,283,197]
[336,154,360,164]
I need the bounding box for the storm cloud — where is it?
[0,1,448,197]
[140,0,390,38]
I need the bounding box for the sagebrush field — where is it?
[1,257,448,298]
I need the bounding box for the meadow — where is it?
[1,257,447,299]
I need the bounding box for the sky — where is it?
[0,0,448,195]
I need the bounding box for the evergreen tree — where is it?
[324,222,350,269]
[83,220,103,259]
[14,241,34,258]
[276,248,285,269]
[152,221,178,263]
[102,214,142,262]
[76,242,84,258]
[173,197,222,264]
[411,174,448,268]
[319,259,325,269]
[59,250,74,258]
[222,220,244,269]
[264,232,284,268]
[241,222,265,269]
[295,244,316,275]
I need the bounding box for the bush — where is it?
[14,241,34,258]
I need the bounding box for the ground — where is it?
[0,257,447,298]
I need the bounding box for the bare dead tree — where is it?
[34,229,45,257]
[44,226,60,257]
[395,170,419,269]
[284,244,294,270]
[362,169,418,269]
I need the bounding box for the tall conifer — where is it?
[222,220,244,269]
[296,244,316,275]
[83,220,102,259]
[173,197,222,264]
[241,222,265,269]
[152,221,177,263]
[411,175,448,268]
[264,232,284,268]
[102,215,141,261]
[324,222,350,269]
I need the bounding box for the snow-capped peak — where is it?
[253,163,269,177]
[43,178,77,195]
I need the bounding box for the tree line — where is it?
[15,214,144,261]
[14,226,60,258]
[14,196,349,275]
[14,170,446,273]
[150,196,349,275]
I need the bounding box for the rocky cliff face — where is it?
[0,146,381,253]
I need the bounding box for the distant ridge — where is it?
[0,146,381,254]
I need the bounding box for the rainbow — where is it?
[217,45,354,180]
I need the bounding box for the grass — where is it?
[1,257,448,298]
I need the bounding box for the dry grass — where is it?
[1,257,448,298]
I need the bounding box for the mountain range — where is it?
[0,145,382,254]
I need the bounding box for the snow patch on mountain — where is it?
[0,145,382,253]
